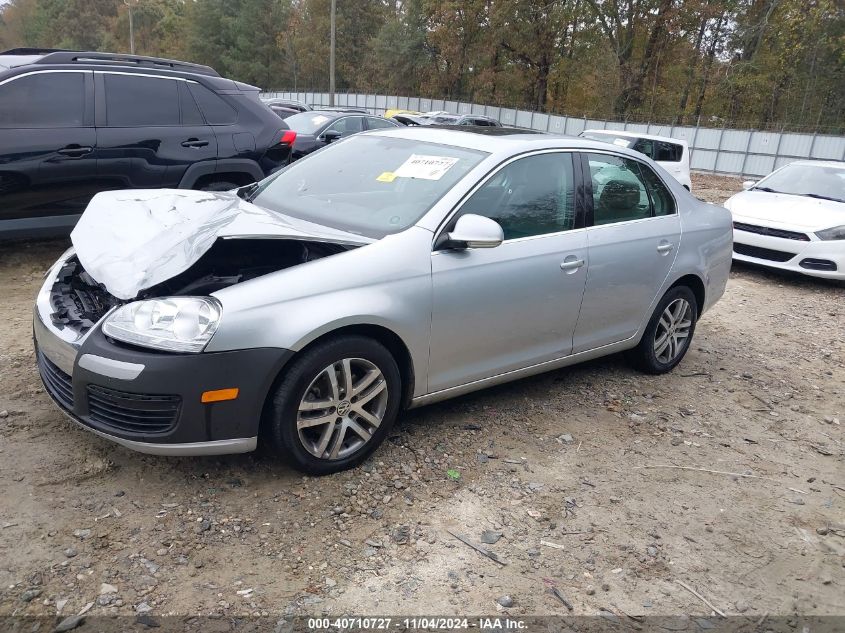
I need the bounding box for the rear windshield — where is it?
[251,134,488,238]
[582,133,684,162]
[285,111,337,134]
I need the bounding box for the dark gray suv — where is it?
[0,49,295,238]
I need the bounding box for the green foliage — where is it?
[0,0,842,132]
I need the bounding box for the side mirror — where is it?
[443,214,504,249]
[323,130,342,143]
[742,180,756,190]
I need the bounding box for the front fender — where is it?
[205,227,434,397]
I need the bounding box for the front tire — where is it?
[265,336,402,475]
[628,286,698,374]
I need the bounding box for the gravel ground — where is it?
[0,173,842,623]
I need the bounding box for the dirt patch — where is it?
[0,174,843,621]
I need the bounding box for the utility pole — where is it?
[329,0,336,106]
[124,0,135,55]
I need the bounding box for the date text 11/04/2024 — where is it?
[306,617,528,630]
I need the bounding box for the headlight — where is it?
[816,225,845,241]
[102,297,221,353]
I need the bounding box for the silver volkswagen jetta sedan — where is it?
[34,127,732,474]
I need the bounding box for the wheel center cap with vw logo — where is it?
[337,400,351,416]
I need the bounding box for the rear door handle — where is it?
[57,145,93,157]
[657,243,674,254]
[560,257,585,272]
[181,139,209,148]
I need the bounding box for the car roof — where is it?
[366,125,653,157]
[583,129,688,146]
[0,49,222,79]
[783,160,845,169]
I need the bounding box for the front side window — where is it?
[325,116,364,136]
[0,72,85,128]
[250,134,487,238]
[105,74,179,126]
[460,152,577,240]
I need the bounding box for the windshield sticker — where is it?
[394,154,459,180]
[613,138,629,147]
[376,171,397,183]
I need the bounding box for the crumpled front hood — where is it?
[71,189,371,300]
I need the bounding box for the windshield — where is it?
[250,134,488,238]
[580,132,635,148]
[284,111,337,134]
[754,163,845,203]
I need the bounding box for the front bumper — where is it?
[34,307,293,456]
[732,228,845,280]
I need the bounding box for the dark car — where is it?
[268,105,300,119]
[264,97,311,113]
[390,113,433,126]
[0,50,295,238]
[284,110,399,160]
[428,113,502,127]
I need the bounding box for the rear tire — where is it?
[265,336,402,475]
[628,285,698,374]
[198,180,238,192]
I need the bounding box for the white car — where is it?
[580,130,692,191]
[724,160,845,280]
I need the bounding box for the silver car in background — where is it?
[34,127,733,474]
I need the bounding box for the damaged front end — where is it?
[47,237,354,339]
[32,188,370,455]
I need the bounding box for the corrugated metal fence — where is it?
[263,91,845,178]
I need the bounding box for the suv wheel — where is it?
[628,286,698,374]
[265,336,402,475]
[199,180,238,192]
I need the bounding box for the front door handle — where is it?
[657,242,674,254]
[560,257,585,273]
[57,145,93,157]
[181,139,209,148]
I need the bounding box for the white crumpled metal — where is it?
[71,189,369,300]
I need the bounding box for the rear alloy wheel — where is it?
[266,336,401,474]
[629,285,698,374]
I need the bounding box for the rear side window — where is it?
[366,116,396,130]
[178,82,204,125]
[188,83,237,125]
[636,162,676,216]
[586,153,652,225]
[105,74,179,126]
[654,141,683,162]
[0,72,86,128]
[632,138,655,159]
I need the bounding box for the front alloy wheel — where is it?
[297,358,389,460]
[266,336,401,474]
